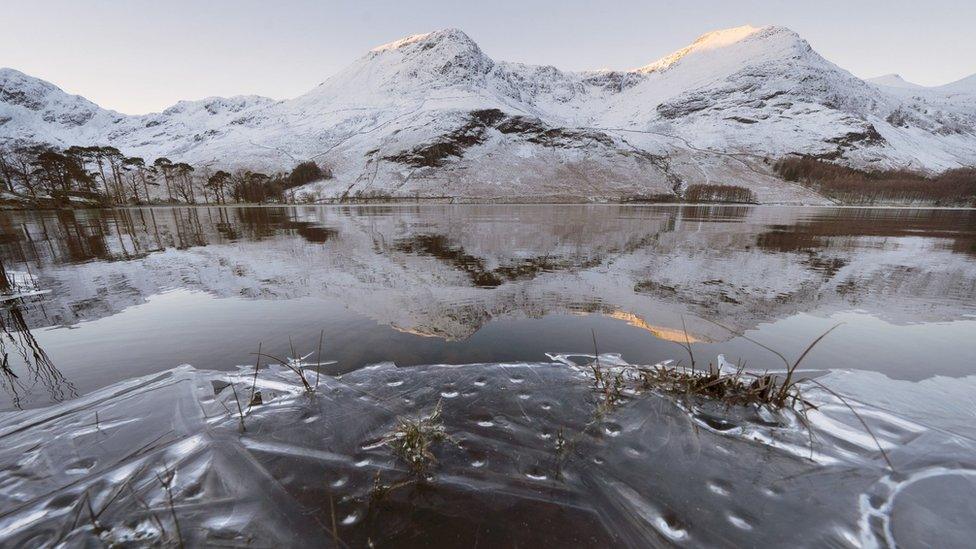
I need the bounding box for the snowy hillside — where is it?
[2,25,975,203]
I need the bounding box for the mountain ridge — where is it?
[1,25,974,204]
[940,74,976,93]
[867,73,924,90]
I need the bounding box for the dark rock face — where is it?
[0,88,44,111]
[384,109,617,168]
[826,126,885,147]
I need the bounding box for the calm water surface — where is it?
[0,204,974,410]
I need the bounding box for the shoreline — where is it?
[4,199,975,212]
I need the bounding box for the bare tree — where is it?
[153,157,175,201]
[207,170,231,204]
[172,163,196,203]
[0,146,18,193]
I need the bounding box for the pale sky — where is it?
[2,0,974,114]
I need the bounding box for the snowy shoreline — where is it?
[5,197,975,211]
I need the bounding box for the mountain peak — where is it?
[0,67,102,115]
[371,28,477,53]
[635,24,804,74]
[689,24,765,47]
[1,67,60,95]
[309,28,493,94]
[867,73,923,89]
[361,27,490,74]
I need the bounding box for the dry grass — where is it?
[383,401,449,476]
[588,329,626,415]
[155,465,185,549]
[585,321,894,469]
[629,320,835,411]
[368,471,417,503]
[632,359,810,410]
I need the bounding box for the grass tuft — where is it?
[614,320,895,470]
[383,401,449,476]
[632,360,806,409]
[634,323,843,411]
[588,329,626,414]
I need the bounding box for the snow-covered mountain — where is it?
[2,25,975,203]
[939,74,976,94]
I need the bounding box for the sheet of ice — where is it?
[1,353,972,547]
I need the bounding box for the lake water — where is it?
[1,204,975,547]
[0,204,974,410]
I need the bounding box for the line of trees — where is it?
[775,156,976,206]
[683,184,757,204]
[0,143,331,206]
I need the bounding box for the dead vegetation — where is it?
[382,400,450,476]
[588,329,625,416]
[368,471,417,504]
[58,462,186,547]
[155,465,185,549]
[250,330,327,398]
[775,155,976,206]
[583,320,822,418]
[212,332,328,433]
[583,321,894,469]
[625,318,835,410]
[632,356,808,410]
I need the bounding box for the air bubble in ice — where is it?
[707,481,731,497]
[728,514,753,530]
[525,468,548,481]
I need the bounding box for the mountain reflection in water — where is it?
[0,204,974,410]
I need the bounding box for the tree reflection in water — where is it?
[0,259,75,409]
